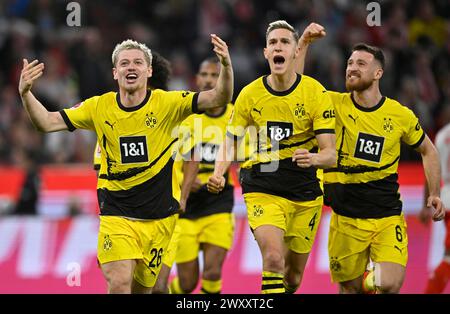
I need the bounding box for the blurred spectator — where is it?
[409,0,447,48]
[68,196,83,216]
[398,76,434,134]
[11,148,41,215]
[0,0,448,165]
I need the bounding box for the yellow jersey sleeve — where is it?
[93,141,101,170]
[60,96,98,131]
[236,131,254,163]
[227,88,251,139]
[401,106,425,148]
[177,115,196,159]
[327,91,346,106]
[311,89,335,134]
[164,90,200,122]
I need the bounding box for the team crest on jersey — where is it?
[294,103,305,118]
[383,117,394,133]
[253,205,264,217]
[103,235,112,251]
[330,257,341,272]
[145,112,157,128]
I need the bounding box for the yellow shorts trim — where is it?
[328,211,408,283]
[97,215,176,288]
[175,213,235,264]
[162,222,181,268]
[244,192,322,253]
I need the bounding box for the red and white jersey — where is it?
[435,123,450,208]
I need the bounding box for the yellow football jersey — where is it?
[227,74,335,201]
[176,104,236,219]
[93,142,101,171]
[61,89,200,219]
[323,91,425,218]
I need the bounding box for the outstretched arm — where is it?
[416,135,444,221]
[197,34,234,111]
[179,159,199,213]
[19,59,68,132]
[295,23,326,75]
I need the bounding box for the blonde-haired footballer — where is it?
[19,36,233,293]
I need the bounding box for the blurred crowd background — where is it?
[0,0,449,167]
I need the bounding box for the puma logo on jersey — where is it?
[394,245,404,254]
[348,114,358,124]
[105,120,116,130]
[252,107,263,116]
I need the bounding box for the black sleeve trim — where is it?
[192,93,203,113]
[411,132,425,149]
[59,110,76,132]
[315,128,335,135]
[226,131,244,141]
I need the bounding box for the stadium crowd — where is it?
[0,0,449,166]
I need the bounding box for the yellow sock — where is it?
[261,271,285,294]
[283,281,299,294]
[169,277,184,294]
[200,279,221,294]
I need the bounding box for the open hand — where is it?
[211,34,231,67]
[19,59,45,97]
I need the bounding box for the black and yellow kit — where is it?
[177,104,235,219]
[61,89,200,219]
[93,142,101,171]
[227,74,335,201]
[324,92,425,218]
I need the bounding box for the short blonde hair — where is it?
[266,20,299,42]
[111,39,152,66]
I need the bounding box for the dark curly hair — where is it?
[148,52,172,91]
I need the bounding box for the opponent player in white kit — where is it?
[420,119,450,293]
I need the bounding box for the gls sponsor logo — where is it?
[322,109,335,119]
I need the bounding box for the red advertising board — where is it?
[0,163,448,293]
